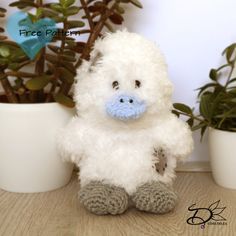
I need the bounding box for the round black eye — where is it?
[112,81,119,90]
[135,80,141,88]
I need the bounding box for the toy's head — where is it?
[74,30,173,127]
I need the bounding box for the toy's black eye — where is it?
[112,81,119,90]
[135,80,141,88]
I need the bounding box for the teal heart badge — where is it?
[7,11,56,60]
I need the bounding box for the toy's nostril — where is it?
[129,99,133,103]
[120,98,124,103]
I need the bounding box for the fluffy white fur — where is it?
[58,30,193,195]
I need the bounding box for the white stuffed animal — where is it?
[58,30,193,215]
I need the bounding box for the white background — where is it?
[2,0,236,162]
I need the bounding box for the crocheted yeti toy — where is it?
[58,30,193,215]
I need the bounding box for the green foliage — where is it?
[173,43,236,138]
[0,46,10,57]
[25,75,51,90]
[53,92,75,107]
[129,0,143,8]
[0,0,142,106]
[0,7,7,41]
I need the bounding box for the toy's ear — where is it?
[88,50,103,73]
[74,50,103,88]
[75,50,103,80]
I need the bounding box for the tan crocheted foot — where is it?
[132,182,178,214]
[79,181,129,215]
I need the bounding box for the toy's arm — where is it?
[160,115,194,162]
[57,117,84,164]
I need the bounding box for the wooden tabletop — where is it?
[0,172,236,236]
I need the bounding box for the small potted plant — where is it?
[173,43,236,189]
[0,0,142,193]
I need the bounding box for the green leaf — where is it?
[171,109,180,117]
[67,20,85,29]
[51,3,64,13]
[60,54,76,62]
[65,40,77,48]
[197,82,217,97]
[51,16,64,23]
[227,77,236,86]
[53,93,75,107]
[58,67,75,84]
[25,75,51,90]
[229,128,236,131]
[0,58,8,66]
[10,49,28,63]
[230,98,236,103]
[226,47,235,63]
[14,78,23,88]
[47,45,60,54]
[65,0,76,7]
[130,0,143,8]
[115,5,125,14]
[104,22,114,32]
[8,63,21,70]
[65,6,80,16]
[199,94,213,121]
[0,46,10,57]
[42,8,59,17]
[60,0,76,7]
[222,43,236,63]
[59,0,65,5]
[222,43,236,55]
[187,118,194,127]
[45,54,58,63]
[209,69,218,81]
[9,1,37,8]
[192,122,206,131]
[109,13,124,25]
[200,126,207,141]
[218,107,236,128]
[63,50,76,57]
[94,1,106,7]
[173,103,192,114]
[36,7,44,18]
[0,8,7,13]
[62,61,75,73]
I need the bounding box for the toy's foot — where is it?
[132,182,178,214]
[79,181,129,215]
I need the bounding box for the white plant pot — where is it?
[0,102,74,193]
[208,128,236,189]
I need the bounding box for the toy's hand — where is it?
[57,118,83,164]
[152,148,168,176]
[158,115,194,162]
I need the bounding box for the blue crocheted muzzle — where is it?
[105,93,147,121]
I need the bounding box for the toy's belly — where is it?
[79,143,156,194]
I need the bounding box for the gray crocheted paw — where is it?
[132,182,178,214]
[79,181,129,215]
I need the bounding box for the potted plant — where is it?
[173,43,236,189]
[0,0,142,193]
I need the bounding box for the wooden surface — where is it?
[0,172,236,236]
[176,161,211,172]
